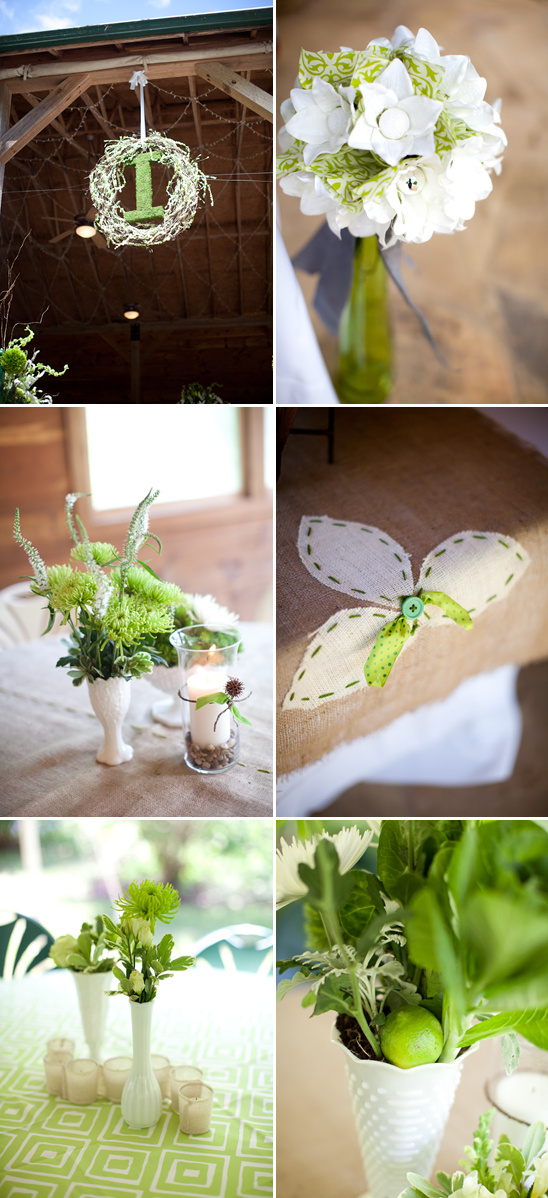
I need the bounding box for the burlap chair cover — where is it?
[277,409,548,778]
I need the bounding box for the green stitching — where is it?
[327,623,338,633]
[361,528,373,533]
[311,645,322,657]
[486,594,497,602]
[328,575,340,584]
[318,692,334,698]
[289,692,295,701]
[310,519,322,523]
[394,553,402,562]
[453,538,464,543]
[434,549,446,557]
[307,544,311,555]
[402,570,407,580]
[498,539,509,548]
[332,522,346,526]
[298,670,306,680]
[314,562,321,570]
[345,681,359,687]
[373,613,385,618]
[505,574,514,585]
[379,538,389,545]
[380,595,392,602]
[301,697,310,701]
[473,535,487,540]
[352,588,366,593]
[425,567,432,578]
[349,614,362,619]
[307,527,312,536]
[468,608,476,613]
[516,552,523,560]
[423,610,430,619]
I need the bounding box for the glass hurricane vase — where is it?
[170,624,242,775]
[335,235,392,404]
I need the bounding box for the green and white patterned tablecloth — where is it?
[0,968,273,1197]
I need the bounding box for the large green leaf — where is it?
[405,889,466,1022]
[309,973,355,1019]
[460,1009,548,1051]
[446,825,478,912]
[298,839,354,921]
[462,892,548,995]
[482,964,548,1013]
[276,971,310,1002]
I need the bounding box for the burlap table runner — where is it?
[277,409,548,777]
[0,622,273,816]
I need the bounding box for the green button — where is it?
[401,596,424,620]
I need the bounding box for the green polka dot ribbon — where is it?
[364,590,473,688]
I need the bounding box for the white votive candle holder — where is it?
[178,1081,214,1135]
[44,1053,67,1096]
[170,1065,203,1113]
[64,1059,99,1105]
[103,1056,133,1102]
[47,1038,75,1062]
[486,1070,548,1149]
[152,1054,171,1098]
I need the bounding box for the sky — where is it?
[0,0,268,38]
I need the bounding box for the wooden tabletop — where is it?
[277,0,548,404]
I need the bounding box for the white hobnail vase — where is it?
[121,1000,163,1129]
[332,1025,475,1198]
[73,971,112,1062]
[149,664,182,727]
[87,677,133,765]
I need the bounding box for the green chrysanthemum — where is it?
[114,879,180,931]
[31,564,97,614]
[102,593,173,642]
[119,566,183,606]
[71,542,119,566]
[1,347,27,377]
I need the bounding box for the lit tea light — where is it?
[178,1080,214,1135]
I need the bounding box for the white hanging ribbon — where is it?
[129,69,148,141]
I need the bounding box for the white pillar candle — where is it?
[64,1059,99,1105]
[170,1065,203,1113]
[187,668,229,748]
[178,1081,214,1135]
[151,1054,171,1098]
[103,1056,132,1102]
[494,1071,548,1122]
[47,1038,74,1061]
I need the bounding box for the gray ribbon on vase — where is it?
[292,223,449,366]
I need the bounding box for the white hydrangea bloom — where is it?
[348,58,443,166]
[282,79,355,165]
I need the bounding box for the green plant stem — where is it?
[439,995,465,1063]
[324,907,381,1058]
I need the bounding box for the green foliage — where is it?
[0,326,68,404]
[103,883,194,1002]
[194,690,252,727]
[398,1113,548,1198]
[49,916,115,973]
[114,879,180,931]
[179,382,223,403]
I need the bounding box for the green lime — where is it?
[380,1006,444,1069]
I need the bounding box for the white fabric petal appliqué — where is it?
[284,518,531,709]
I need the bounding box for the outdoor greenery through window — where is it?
[85,406,243,511]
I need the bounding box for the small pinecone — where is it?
[225,677,244,699]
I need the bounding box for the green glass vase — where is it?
[335,235,392,404]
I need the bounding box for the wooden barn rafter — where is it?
[0,9,273,402]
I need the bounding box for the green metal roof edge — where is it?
[0,8,273,55]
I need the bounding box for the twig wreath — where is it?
[89,132,211,249]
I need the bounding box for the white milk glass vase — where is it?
[149,663,182,727]
[87,677,133,765]
[332,1025,475,1198]
[170,624,242,774]
[121,1000,163,1129]
[73,971,112,1062]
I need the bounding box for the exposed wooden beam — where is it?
[187,74,215,317]
[195,60,272,123]
[2,44,273,92]
[0,72,92,164]
[24,91,89,158]
[0,83,10,212]
[37,314,272,336]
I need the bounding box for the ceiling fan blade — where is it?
[94,231,108,250]
[43,216,74,222]
[86,206,96,221]
[49,229,73,244]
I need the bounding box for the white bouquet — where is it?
[277,25,506,245]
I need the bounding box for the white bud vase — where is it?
[73,971,112,1062]
[332,1025,475,1198]
[121,1000,163,1129]
[87,677,133,765]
